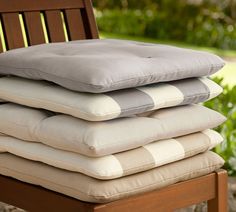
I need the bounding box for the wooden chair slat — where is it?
[24,12,45,45]
[45,10,65,42]
[81,0,99,39]
[65,9,86,40]
[0,0,98,48]
[0,0,84,13]
[1,13,25,49]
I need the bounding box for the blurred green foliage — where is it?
[204,77,236,176]
[94,0,236,49]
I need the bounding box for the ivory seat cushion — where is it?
[0,130,222,179]
[0,152,224,203]
[0,76,222,121]
[0,103,226,157]
[0,39,225,93]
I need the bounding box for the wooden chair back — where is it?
[0,0,99,52]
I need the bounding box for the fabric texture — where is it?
[0,103,226,157]
[0,39,225,93]
[0,76,222,121]
[0,130,223,179]
[0,152,224,202]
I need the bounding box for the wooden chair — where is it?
[0,0,228,211]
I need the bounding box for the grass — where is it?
[100,32,236,87]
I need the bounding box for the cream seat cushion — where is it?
[0,103,226,157]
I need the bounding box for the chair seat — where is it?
[0,169,227,212]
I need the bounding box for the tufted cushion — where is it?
[0,103,226,157]
[0,151,224,202]
[0,130,223,179]
[0,39,225,93]
[0,76,222,121]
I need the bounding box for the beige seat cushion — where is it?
[0,39,224,93]
[0,103,226,157]
[0,76,222,121]
[0,151,224,203]
[0,130,222,179]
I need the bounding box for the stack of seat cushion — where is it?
[0,39,226,203]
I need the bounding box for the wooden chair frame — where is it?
[0,0,228,211]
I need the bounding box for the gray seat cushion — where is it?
[0,39,225,93]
